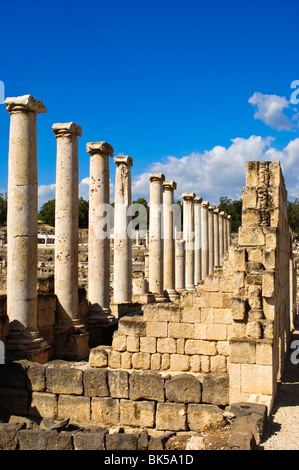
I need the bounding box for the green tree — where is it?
[287,199,299,234]
[0,193,7,226]
[133,197,149,229]
[38,199,56,227]
[218,196,242,233]
[79,197,89,228]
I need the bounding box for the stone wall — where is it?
[0,360,228,435]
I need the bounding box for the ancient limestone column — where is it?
[213,208,220,266]
[53,122,82,335]
[208,205,215,274]
[5,95,49,362]
[86,142,114,341]
[224,212,228,252]
[113,156,133,303]
[163,181,178,300]
[194,196,202,284]
[148,173,166,301]
[219,211,225,263]
[175,239,185,291]
[183,193,195,290]
[201,201,209,278]
[227,214,232,246]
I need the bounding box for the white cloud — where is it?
[38,184,56,209]
[248,92,296,131]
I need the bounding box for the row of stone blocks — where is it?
[0,360,228,432]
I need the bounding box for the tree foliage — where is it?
[38,197,89,228]
[0,193,7,226]
[287,199,299,234]
[218,196,242,233]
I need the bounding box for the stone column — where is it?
[4,95,49,363]
[163,181,178,300]
[201,201,209,278]
[53,122,89,360]
[113,156,133,304]
[175,239,185,291]
[86,141,114,344]
[148,173,166,301]
[224,212,228,252]
[208,205,215,274]
[194,196,202,284]
[183,193,195,290]
[227,214,232,246]
[213,208,220,266]
[219,211,225,263]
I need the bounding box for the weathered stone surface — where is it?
[91,397,120,426]
[230,414,265,445]
[156,403,187,431]
[229,402,268,420]
[73,430,107,450]
[29,392,57,419]
[105,433,139,450]
[17,429,73,450]
[120,399,155,428]
[202,375,229,406]
[27,363,46,391]
[188,404,225,432]
[138,430,149,450]
[89,346,109,368]
[129,371,164,401]
[118,316,146,337]
[227,430,257,450]
[108,370,129,398]
[165,374,202,403]
[46,366,83,395]
[58,395,91,424]
[83,369,109,397]
[0,423,23,450]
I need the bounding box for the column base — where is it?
[165,289,180,302]
[54,320,90,361]
[153,292,168,303]
[5,329,50,364]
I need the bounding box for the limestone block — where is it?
[168,322,194,339]
[126,336,139,352]
[118,316,147,337]
[242,209,262,227]
[0,423,21,450]
[17,429,73,451]
[238,227,265,247]
[140,336,156,353]
[264,227,278,250]
[106,433,138,451]
[58,395,91,424]
[263,249,276,270]
[262,270,275,297]
[91,397,120,426]
[230,340,256,364]
[108,370,129,398]
[146,321,168,338]
[181,306,201,323]
[83,369,109,397]
[112,333,126,352]
[89,346,109,368]
[121,352,132,369]
[27,364,46,391]
[107,350,121,369]
[161,354,170,370]
[169,354,190,371]
[151,353,161,370]
[188,404,225,432]
[256,340,273,365]
[46,367,83,395]
[210,355,227,374]
[204,276,219,292]
[190,355,201,372]
[206,324,227,341]
[200,356,210,373]
[176,338,185,354]
[129,371,165,401]
[29,392,57,419]
[232,297,247,321]
[242,186,258,210]
[120,400,156,428]
[245,162,259,186]
[246,321,263,339]
[156,403,187,431]
[131,352,151,369]
[202,375,229,406]
[241,364,273,395]
[185,339,217,356]
[73,430,107,450]
[217,340,230,356]
[157,305,181,322]
[213,308,232,325]
[165,374,202,403]
[157,337,176,354]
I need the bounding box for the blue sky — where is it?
[1,0,299,207]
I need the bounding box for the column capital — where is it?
[114,155,133,167]
[227,214,232,220]
[224,212,228,219]
[219,211,225,217]
[86,141,114,157]
[213,208,220,214]
[5,94,47,114]
[201,200,210,208]
[208,205,216,211]
[182,192,196,202]
[149,173,165,183]
[52,122,82,138]
[163,180,177,191]
[194,196,203,204]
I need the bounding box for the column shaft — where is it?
[175,239,185,290]
[183,193,195,290]
[163,181,178,300]
[213,208,220,266]
[219,211,225,263]
[194,197,202,284]
[201,201,209,278]
[114,156,133,303]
